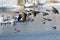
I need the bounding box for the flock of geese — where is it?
[14,6,59,32]
[0,6,59,32]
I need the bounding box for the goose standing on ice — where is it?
[52,7,59,14]
[30,10,40,17]
[22,12,27,22]
[18,13,22,22]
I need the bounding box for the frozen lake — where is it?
[0,3,60,40]
[0,16,60,40]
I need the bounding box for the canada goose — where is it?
[30,10,40,17]
[42,12,49,16]
[52,7,59,14]
[43,17,52,21]
[18,14,22,21]
[52,27,56,29]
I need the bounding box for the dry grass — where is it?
[0,13,19,18]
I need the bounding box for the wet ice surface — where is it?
[0,18,60,40]
[0,13,60,40]
[1,4,60,40]
[0,30,60,40]
[0,15,60,40]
